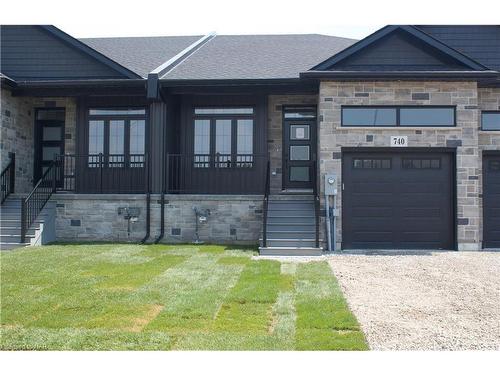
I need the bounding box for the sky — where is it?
[1,0,499,39]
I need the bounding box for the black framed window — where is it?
[193,107,255,168]
[88,108,147,167]
[342,106,455,127]
[481,111,500,131]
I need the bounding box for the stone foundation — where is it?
[53,194,263,244]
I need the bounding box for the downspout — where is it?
[154,111,166,244]
[140,153,151,244]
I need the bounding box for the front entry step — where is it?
[259,247,323,256]
[260,194,321,256]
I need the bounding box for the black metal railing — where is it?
[56,153,149,194]
[21,161,57,243]
[262,158,271,248]
[165,153,267,194]
[1,153,15,204]
[312,158,320,248]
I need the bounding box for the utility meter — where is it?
[324,174,338,195]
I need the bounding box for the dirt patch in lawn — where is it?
[129,304,164,332]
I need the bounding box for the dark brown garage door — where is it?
[483,154,500,249]
[342,150,454,250]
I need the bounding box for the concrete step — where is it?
[267,216,315,224]
[259,247,323,256]
[260,238,317,247]
[266,223,315,231]
[269,194,314,201]
[0,233,35,242]
[0,227,37,235]
[266,230,315,240]
[0,242,30,251]
[268,203,314,211]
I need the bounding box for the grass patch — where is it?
[0,244,367,350]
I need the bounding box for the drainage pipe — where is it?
[325,195,332,252]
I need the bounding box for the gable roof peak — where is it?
[310,24,489,72]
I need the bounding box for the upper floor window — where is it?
[193,107,255,168]
[341,106,455,127]
[88,108,147,167]
[481,111,500,131]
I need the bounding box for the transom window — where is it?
[193,107,255,168]
[481,111,500,131]
[87,108,146,168]
[342,106,455,127]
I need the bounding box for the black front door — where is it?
[282,110,317,190]
[34,109,65,184]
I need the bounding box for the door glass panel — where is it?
[89,120,104,155]
[289,166,310,182]
[290,125,310,140]
[194,119,210,168]
[290,145,310,161]
[37,109,64,121]
[42,146,61,161]
[215,119,232,167]
[43,126,62,141]
[109,120,125,167]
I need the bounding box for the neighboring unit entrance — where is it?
[282,107,317,190]
[34,108,65,184]
[483,153,500,249]
[342,150,455,250]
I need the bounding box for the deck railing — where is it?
[1,153,15,204]
[56,153,149,194]
[165,153,268,194]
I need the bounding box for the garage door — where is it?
[483,154,500,249]
[342,150,454,250]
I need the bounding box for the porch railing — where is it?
[165,153,268,194]
[21,160,57,243]
[56,153,149,194]
[1,153,15,204]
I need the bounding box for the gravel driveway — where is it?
[328,251,500,350]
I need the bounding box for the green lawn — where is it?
[0,244,367,350]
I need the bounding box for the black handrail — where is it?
[1,153,15,204]
[262,156,271,248]
[313,157,320,248]
[21,160,57,243]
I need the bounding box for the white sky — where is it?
[1,0,499,39]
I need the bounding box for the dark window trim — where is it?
[87,106,148,168]
[481,111,500,131]
[192,106,257,169]
[341,105,456,127]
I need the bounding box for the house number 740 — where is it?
[390,136,408,147]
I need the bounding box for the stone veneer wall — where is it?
[319,81,481,250]
[0,88,76,193]
[54,194,263,244]
[478,88,500,151]
[477,87,500,246]
[1,88,34,193]
[267,95,317,193]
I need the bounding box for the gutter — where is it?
[14,79,146,88]
[300,70,500,80]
